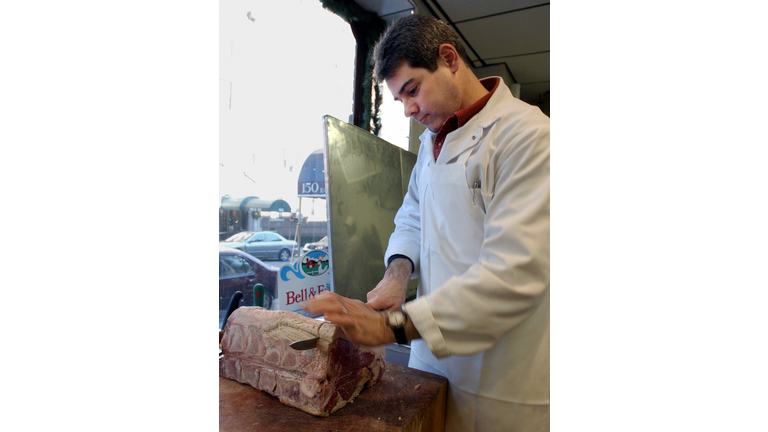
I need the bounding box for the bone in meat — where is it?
[219,307,386,416]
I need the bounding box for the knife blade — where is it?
[290,337,320,350]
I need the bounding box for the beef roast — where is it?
[219,307,385,416]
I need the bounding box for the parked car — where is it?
[220,231,299,261]
[302,235,328,254]
[219,246,277,329]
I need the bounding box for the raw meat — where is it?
[219,307,386,416]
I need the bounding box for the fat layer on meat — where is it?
[219,307,385,416]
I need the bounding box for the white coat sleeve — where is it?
[407,109,550,358]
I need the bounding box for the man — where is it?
[303,15,549,431]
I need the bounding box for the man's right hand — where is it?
[366,257,411,312]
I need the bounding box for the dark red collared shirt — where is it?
[433,77,500,162]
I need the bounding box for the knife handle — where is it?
[222,291,244,330]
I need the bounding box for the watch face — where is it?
[388,310,405,327]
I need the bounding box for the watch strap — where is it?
[392,324,408,345]
[387,310,409,345]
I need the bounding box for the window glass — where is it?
[234,257,254,276]
[220,257,235,277]
[220,0,355,224]
[225,232,251,242]
[220,255,255,277]
[220,255,239,277]
[378,82,412,151]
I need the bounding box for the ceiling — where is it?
[352,0,550,109]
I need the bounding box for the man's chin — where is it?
[424,117,446,133]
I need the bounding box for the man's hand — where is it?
[301,292,394,346]
[366,257,411,312]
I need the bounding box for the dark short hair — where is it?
[372,15,471,82]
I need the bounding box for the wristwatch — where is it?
[386,310,408,345]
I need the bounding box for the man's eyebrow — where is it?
[394,78,415,101]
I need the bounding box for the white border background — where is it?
[2,1,766,430]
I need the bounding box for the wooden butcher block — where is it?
[220,361,448,432]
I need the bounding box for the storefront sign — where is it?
[299,181,325,197]
[277,250,332,317]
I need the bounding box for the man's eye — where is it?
[409,86,417,96]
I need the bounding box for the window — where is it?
[226,232,252,242]
[220,255,254,277]
[234,257,254,276]
[378,82,413,151]
[219,0,355,231]
[220,258,235,278]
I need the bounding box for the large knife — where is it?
[220,291,244,353]
[290,337,320,350]
[222,291,244,330]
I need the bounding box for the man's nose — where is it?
[404,100,418,118]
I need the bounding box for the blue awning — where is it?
[297,149,326,198]
[220,196,291,213]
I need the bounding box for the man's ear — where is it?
[438,43,461,73]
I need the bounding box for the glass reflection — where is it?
[323,115,418,303]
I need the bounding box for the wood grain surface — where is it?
[220,361,447,432]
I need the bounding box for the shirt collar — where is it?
[455,77,500,128]
[436,77,500,138]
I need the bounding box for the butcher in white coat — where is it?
[303,15,549,432]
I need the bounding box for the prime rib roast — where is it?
[219,307,386,416]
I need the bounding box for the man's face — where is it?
[385,61,461,133]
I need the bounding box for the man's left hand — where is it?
[301,292,394,346]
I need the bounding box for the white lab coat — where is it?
[385,78,550,431]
